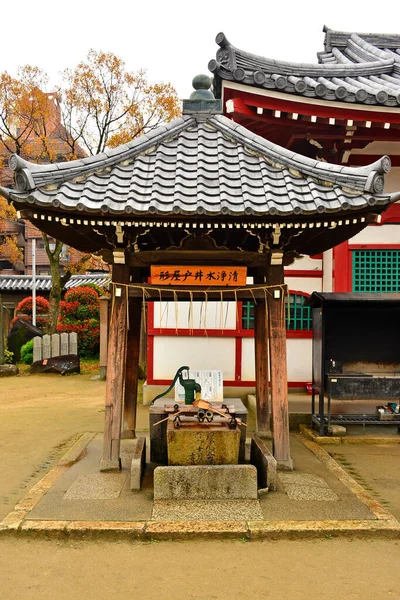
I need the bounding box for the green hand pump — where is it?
[150,366,201,405]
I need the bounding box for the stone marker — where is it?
[130,437,146,491]
[33,336,42,363]
[42,334,51,359]
[0,365,19,377]
[60,332,69,355]
[69,332,78,355]
[154,464,258,500]
[51,333,60,357]
[250,436,277,491]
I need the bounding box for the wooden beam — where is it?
[267,262,293,470]
[254,295,271,437]
[122,297,142,438]
[101,265,129,471]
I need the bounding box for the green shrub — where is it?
[20,339,34,365]
[4,345,14,364]
[57,286,100,358]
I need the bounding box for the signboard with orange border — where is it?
[150,265,247,286]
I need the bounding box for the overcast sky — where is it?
[2,0,399,99]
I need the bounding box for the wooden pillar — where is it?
[101,265,129,471]
[254,274,271,437]
[122,297,142,438]
[99,296,109,381]
[268,260,293,470]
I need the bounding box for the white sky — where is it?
[1,0,400,99]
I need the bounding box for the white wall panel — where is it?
[153,336,236,380]
[284,277,322,294]
[286,255,322,270]
[349,224,400,245]
[241,337,312,382]
[152,301,237,330]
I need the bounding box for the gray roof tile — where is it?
[0,274,110,292]
[210,29,400,107]
[0,114,397,218]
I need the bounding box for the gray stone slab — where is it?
[152,499,263,521]
[130,437,146,491]
[154,464,258,501]
[250,436,277,491]
[60,332,69,355]
[69,331,78,355]
[63,473,126,500]
[51,333,60,357]
[279,473,339,501]
[33,336,42,362]
[42,334,51,359]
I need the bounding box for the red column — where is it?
[333,241,352,292]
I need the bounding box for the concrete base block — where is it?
[130,438,146,491]
[277,457,294,472]
[167,423,240,466]
[99,459,120,472]
[154,465,258,500]
[250,436,277,491]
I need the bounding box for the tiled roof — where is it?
[0,273,110,292]
[0,114,397,218]
[209,28,400,107]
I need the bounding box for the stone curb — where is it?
[58,432,97,466]
[299,424,400,445]
[2,431,400,541]
[297,434,399,521]
[1,517,400,541]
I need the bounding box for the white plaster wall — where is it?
[241,337,312,382]
[284,277,322,294]
[152,301,237,330]
[385,168,400,193]
[286,255,322,270]
[349,224,400,245]
[153,336,236,380]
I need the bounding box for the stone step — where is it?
[154,464,258,500]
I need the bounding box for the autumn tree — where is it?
[58,50,181,156]
[1,51,180,333]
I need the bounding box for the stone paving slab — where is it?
[2,430,400,540]
[63,473,127,500]
[152,499,263,521]
[279,473,339,501]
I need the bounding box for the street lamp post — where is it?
[32,238,36,327]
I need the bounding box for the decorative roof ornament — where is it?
[209,30,400,106]
[183,75,222,115]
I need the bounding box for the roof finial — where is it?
[190,75,215,100]
[182,74,221,116]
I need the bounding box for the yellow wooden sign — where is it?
[151,265,247,286]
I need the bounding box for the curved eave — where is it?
[3,188,395,219]
[211,32,400,108]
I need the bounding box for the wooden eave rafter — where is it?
[222,83,400,125]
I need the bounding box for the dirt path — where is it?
[0,374,105,520]
[0,537,399,599]
[1,374,400,599]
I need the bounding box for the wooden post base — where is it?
[268,262,293,470]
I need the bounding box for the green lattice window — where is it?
[242,301,255,329]
[242,293,311,331]
[352,250,400,292]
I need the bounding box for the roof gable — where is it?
[0,113,396,218]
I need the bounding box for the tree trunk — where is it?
[43,236,70,334]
